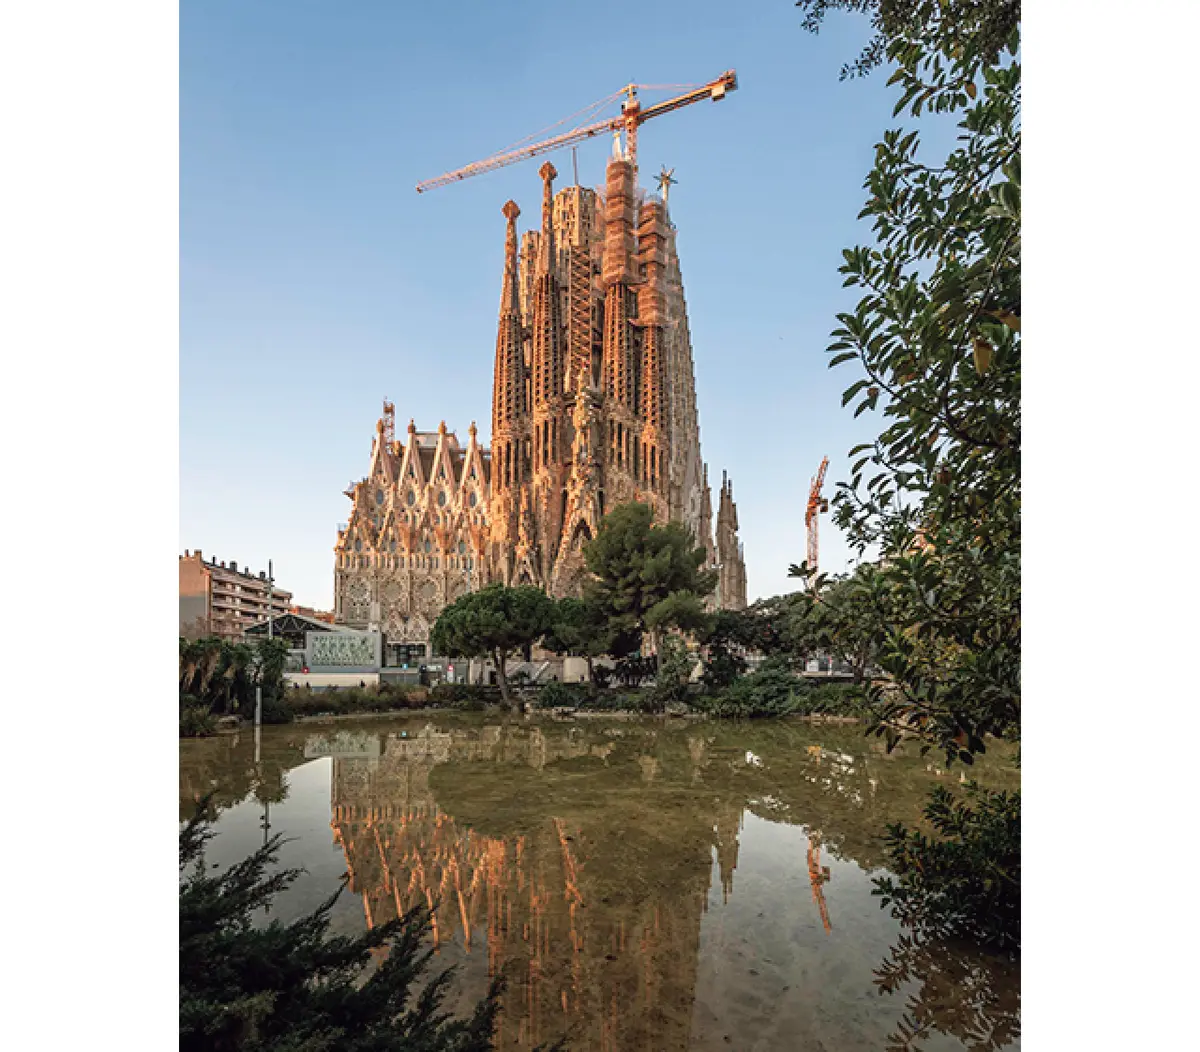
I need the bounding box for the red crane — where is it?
[415,71,738,193]
[805,457,829,590]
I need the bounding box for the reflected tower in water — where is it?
[325,725,744,1050]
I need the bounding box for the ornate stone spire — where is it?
[493,200,527,448]
[537,161,556,274]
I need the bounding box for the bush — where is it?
[260,695,294,725]
[180,703,217,738]
[533,680,597,709]
[805,681,872,717]
[285,683,420,718]
[180,804,506,1051]
[429,682,502,710]
[697,659,803,718]
[574,689,661,714]
[874,784,1021,954]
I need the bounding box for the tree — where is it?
[582,503,715,669]
[790,564,894,683]
[794,1,1019,81]
[541,596,611,682]
[817,7,1020,762]
[431,584,556,707]
[180,805,503,1051]
[799,0,1021,951]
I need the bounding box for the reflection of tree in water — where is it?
[179,729,309,821]
[875,931,1020,1052]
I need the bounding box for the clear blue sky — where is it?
[181,0,909,609]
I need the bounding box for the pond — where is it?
[180,714,1019,1051]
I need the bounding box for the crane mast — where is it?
[415,71,737,193]
[805,456,829,591]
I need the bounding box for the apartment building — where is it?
[179,549,293,641]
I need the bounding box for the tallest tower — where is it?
[487,155,746,602]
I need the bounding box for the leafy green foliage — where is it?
[428,683,502,710]
[285,683,423,718]
[695,659,804,719]
[179,805,504,1051]
[180,699,218,738]
[652,635,697,707]
[796,1,1021,956]
[795,0,1019,82]
[541,596,612,679]
[874,784,1020,953]
[813,7,1020,764]
[431,584,556,706]
[582,503,715,662]
[179,636,295,735]
[532,680,595,710]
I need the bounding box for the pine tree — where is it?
[179,806,502,1051]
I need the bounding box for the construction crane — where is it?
[805,456,830,589]
[415,70,738,193]
[807,832,833,934]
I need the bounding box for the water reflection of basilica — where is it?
[326,725,746,1051]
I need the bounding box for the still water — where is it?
[180,714,1019,1051]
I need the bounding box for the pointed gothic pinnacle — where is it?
[469,420,477,439]
[376,418,385,434]
[501,200,521,314]
[538,162,557,271]
[438,419,447,435]
[408,418,417,434]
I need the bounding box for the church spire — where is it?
[500,199,521,316]
[537,161,556,275]
[492,200,528,480]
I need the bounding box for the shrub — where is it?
[533,680,596,709]
[652,636,696,707]
[805,681,872,717]
[874,784,1020,954]
[697,659,803,718]
[574,689,660,713]
[429,683,502,710]
[180,804,505,1051]
[260,695,294,725]
[180,703,217,738]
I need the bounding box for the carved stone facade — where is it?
[335,152,746,640]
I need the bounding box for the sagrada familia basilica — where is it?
[333,145,746,646]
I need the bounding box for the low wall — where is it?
[285,671,380,690]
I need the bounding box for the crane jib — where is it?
[415,70,737,194]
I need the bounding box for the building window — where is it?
[423,539,432,553]
[438,491,447,507]
[406,491,415,506]
[376,489,384,505]
[355,539,362,552]
[469,491,477,508]
[457,540,466,555]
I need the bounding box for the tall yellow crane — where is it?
[415,70,738,193]
[805,456,829,589]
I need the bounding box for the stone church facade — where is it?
[334,149,747,648]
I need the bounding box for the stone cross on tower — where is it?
[656,166,677,207]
